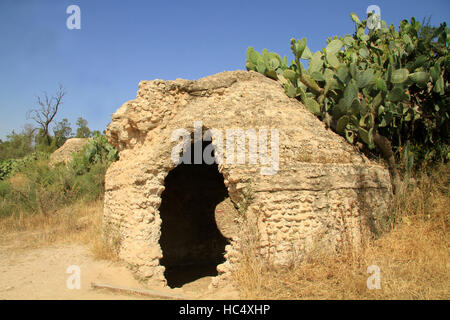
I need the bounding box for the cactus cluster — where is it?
[247,13,449,180]
[246,48,290,80]
[0,152,48,180]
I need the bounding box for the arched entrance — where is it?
[159,140,228,288]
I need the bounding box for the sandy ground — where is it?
[0,236,239,300]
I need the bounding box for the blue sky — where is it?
[0,0,448,139]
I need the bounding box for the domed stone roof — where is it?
[104,70,392,288]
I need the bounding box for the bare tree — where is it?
[26,84,66,142]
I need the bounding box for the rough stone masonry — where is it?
[103,70,392,287]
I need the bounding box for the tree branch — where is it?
[27,85,66,140]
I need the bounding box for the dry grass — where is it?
[0,199,120,261]
[234,217,449,299]
[232,164,449,300]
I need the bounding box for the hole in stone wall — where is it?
[159,140,228,288]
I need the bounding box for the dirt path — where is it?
[0,238,239,300]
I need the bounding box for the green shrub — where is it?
[0,133,118,217]
[246,13,449,190]
[71,132,118,175]
[0,130,34,161]
[0,152,49,181]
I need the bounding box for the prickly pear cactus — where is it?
[246,13,449,186]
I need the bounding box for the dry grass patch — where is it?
[234,216,449,300]
[233,165,449,300]
[0,200,120,261]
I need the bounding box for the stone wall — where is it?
[104,70,392,287]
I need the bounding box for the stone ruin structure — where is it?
[104,70,392,288]
[49,138,90,167]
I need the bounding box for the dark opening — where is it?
[159,140,228,288]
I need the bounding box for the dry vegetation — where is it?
[0,199,119,261]
[0,137,119,260]
[232,164,449,300]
